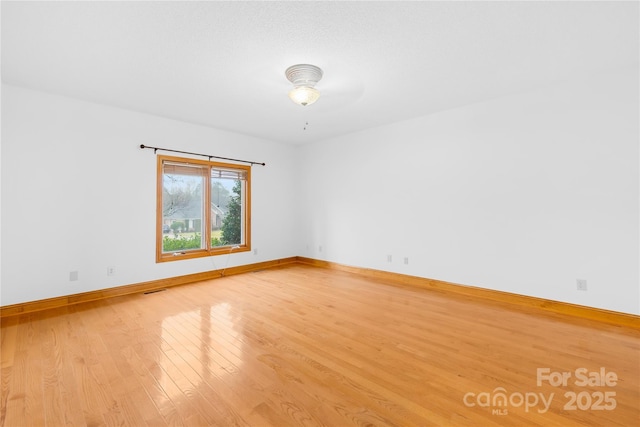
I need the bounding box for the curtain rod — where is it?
[140,144,266,166]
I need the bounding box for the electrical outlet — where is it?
[577,279,587,291]
[404,257,409,265]
[253,248,258,255]
[69,271,79,281]
[318,245,323,253]
[387,255,392,263]
[107,266,116,276]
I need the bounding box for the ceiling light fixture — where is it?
[285,64,323,106]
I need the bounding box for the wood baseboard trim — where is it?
[0,257,298,318]
[3,256,638,329]
[295,257,640,330]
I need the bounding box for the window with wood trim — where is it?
[156,155,250,262]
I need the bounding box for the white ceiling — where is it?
[2,1,638,144]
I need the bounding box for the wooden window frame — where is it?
[156,155,251,263]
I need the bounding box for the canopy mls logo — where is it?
[462,367,618,416]
[462,388,553,415]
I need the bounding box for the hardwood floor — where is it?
[1,264,638,426]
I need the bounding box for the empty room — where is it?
[1,1,638,426]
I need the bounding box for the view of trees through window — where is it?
[157,157,248,260]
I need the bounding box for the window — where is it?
[156,155,250,262]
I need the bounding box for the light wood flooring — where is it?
[1,264,639,426]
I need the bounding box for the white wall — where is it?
[1,84,298,306]
[296,66,639,315]
[2,66,638,315]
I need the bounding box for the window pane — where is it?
[162,163,205,253]
[212,170,245,247]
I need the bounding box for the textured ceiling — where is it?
[2,1,638,144]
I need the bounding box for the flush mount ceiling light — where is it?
[285,64,323,106]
